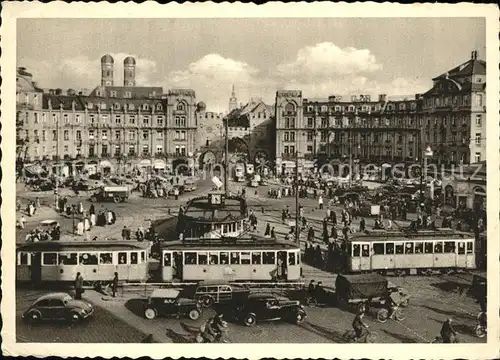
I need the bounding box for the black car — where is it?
[144,288,202,320]
[235,293,306,327]
[22,292,94,323]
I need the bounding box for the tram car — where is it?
[158,237,302,282]
[16,241,150,286]
[347,228,476,275]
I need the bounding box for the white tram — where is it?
[16,241,150,285]
[159,237,302,282]
[347,228,476,275]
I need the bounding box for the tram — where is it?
[16,241,150,285]
[347,228,476,275]
[159,237,301,282]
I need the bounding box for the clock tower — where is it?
[228,85,238,113]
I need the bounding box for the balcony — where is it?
[173,109,186,115]
[282,111,297,117]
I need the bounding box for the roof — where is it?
[180,196,246,223]
[42,94,88,111]
[161,238,300,250]
[124,56,136,65]
[89,86,164,99]
[350,229,474,242]
[150,288,181,299]
[101,54,114,63]
[17,241,150,252]
[36,292,72,302]
[433,58,486,80]
[337,273,387,284]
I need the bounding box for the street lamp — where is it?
[71,204,77,235]
[419,145,433,207]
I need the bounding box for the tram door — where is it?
[31,252,42,286]
[287,250,301,280]
[277,251,287,281]
[456,241,467,268]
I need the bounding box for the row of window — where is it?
[423,94,482,108]
[17,251,147,266]
[302,102,419,114]
[162,250,300,267]
[86,102,166,111]
[350,241,474,257]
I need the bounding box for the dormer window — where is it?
[335,105,341,112]
[177,103,185,111]
[96,91,102,97]
[101,103,107,110]
[399,103,405,110]
[114,103,120,110]
[156,104,163,111]
[143,103,150,111]
[34,94,39,105]
[124,91,132,99]
[411,103,417,110]
[110,91,117,98]
[387,104,393,111]
[129,103,135,110]
[88,102,93,109]
[348,106,354,112]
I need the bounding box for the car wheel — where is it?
[28,311,41,323]
[188,309,201,320]
[68,312,81,323]
[243,314,256,327]
[377,309,389,323]
[113,197,121,203]
[144,308,157,320]
[475,325,486,338]
[200,295,214,308]
[295,311,306,324]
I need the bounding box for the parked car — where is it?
[144,288,202,320]
[235,293,306,327]
[189,281,250,308]
[183,179,198,192]
[22,292,94,323]
[168,185,185,196]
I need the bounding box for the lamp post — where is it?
[419,124,433,208]
[295,151,300,245]
[71,204,77,235]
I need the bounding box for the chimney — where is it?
[471,50,477,60]
[378,94,387,102]
[415,94,421,100]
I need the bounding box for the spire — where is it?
[231,84,235,96]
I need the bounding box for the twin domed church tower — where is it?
[100,54,136,87]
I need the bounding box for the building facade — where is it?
[275,51,487,174]
[16,55,199,175]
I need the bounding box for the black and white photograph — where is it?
[1,2,499,359]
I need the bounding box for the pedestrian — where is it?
[360,218,366,232]
[77,220,84,236]
[270,227,276,240]
[264,223,271,237]
[74,272,84,300]
[89,203,95,215]
[112,272,119,298]
[122,226,128,241]
[318,195,324,210]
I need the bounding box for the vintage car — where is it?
[235,293,306,327]
[183,179,198,192]
[90,186,129,203]
[189,281,250,308]
[22,292,94,323]
[144,288,202,320]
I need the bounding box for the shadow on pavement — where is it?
[430,281,470,296]
[382,329,419,343]
[428,317,476,337]
[180,322,200,335]
[165,328,192,343]
[124,298,146,318]
[300,322,346,343]
[420,305,472,321]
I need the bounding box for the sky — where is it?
[17,18,485,112]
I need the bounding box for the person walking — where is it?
[74,272,84,300]
[112,272,119,298]
[318,195,324,210]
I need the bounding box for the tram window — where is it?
[198,252,208,265]
[163,253,171,266]
[59,253,78,265]
[141,251,145,263]
[252,252,262,265]
[184,252,197,265]
[100,253,113,265]
[289,252,296,265]
[395,244,404,254]
[118,252,128,265]
[220,252,229,265]
[424,242,433,254]
[352,244,361,256]
[405,243,414,254]
[466,241,474,254]
[263,252,276,265]
[209,252,219,265]
[458,242,466,255]
[220,285,231,292]
[361,245,370,257]
[444,241,456,253]
[240,252,251,265]
[130,252,138,265]
[79,253,98,265]
[19,252,30,265]
[415,242,424,254]
[434,242,443,253]
[386,243,395,255]
[230,252,240,265]
[42,253,57,265]
[373,243,385,255]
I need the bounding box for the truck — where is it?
[90,186,130,203]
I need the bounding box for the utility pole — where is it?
[295,151,300,245]
[54,112,60,210]
[349,132,353,188]
[224,117,229,197]
[419,124,425,207]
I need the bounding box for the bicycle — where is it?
[376,306,406,323]
[345,328,379,343]
[475,312,487,338]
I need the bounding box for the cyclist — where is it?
[440,318,458,343]
[477,311,487,329]
[352,310,369,341]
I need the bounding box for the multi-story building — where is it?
[275,51,486,174]
[16,54,199,175]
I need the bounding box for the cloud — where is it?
[18,53,159,90]
[276,42,382,82]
